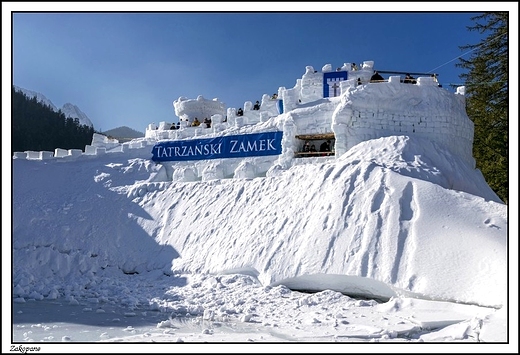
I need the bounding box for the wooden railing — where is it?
[294,151,335,158]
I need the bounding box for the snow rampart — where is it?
[12,133,156,161]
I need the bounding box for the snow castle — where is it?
[14,60,474,182]
[142,60,473,181]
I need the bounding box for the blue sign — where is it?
[151,131,283,162]
[323,71,348,98]
[276,99,284,114]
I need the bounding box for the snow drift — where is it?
[12,135,507,309]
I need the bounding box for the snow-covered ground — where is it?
[12,272,507,347]
[9,135,512,351]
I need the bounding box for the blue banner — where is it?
[151,131,283,162]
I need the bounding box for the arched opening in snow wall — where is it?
[271,274,398,302]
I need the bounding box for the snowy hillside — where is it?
[138,135,506,308]
[12,136,507,309]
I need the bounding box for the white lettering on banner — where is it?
[230,139,277,154]
[230,140,238,153]
[154,143,223,158]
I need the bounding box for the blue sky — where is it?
[6,4,515,133]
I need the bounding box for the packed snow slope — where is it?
[12,135,507,309]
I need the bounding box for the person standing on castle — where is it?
[192,118,201,127]
[253,101,260,110]
[370,71,385,83]
[352,63,358,71]
[431,74,442,87]
[237,108,244,116]
[404,73,416,84]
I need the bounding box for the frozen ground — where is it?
[11,273,507,348]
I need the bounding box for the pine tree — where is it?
[456,12,508,204]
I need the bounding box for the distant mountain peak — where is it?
[102,126,144,141]
[13,85,57,111]
[13,85,94,128]
[60,103,93,127]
